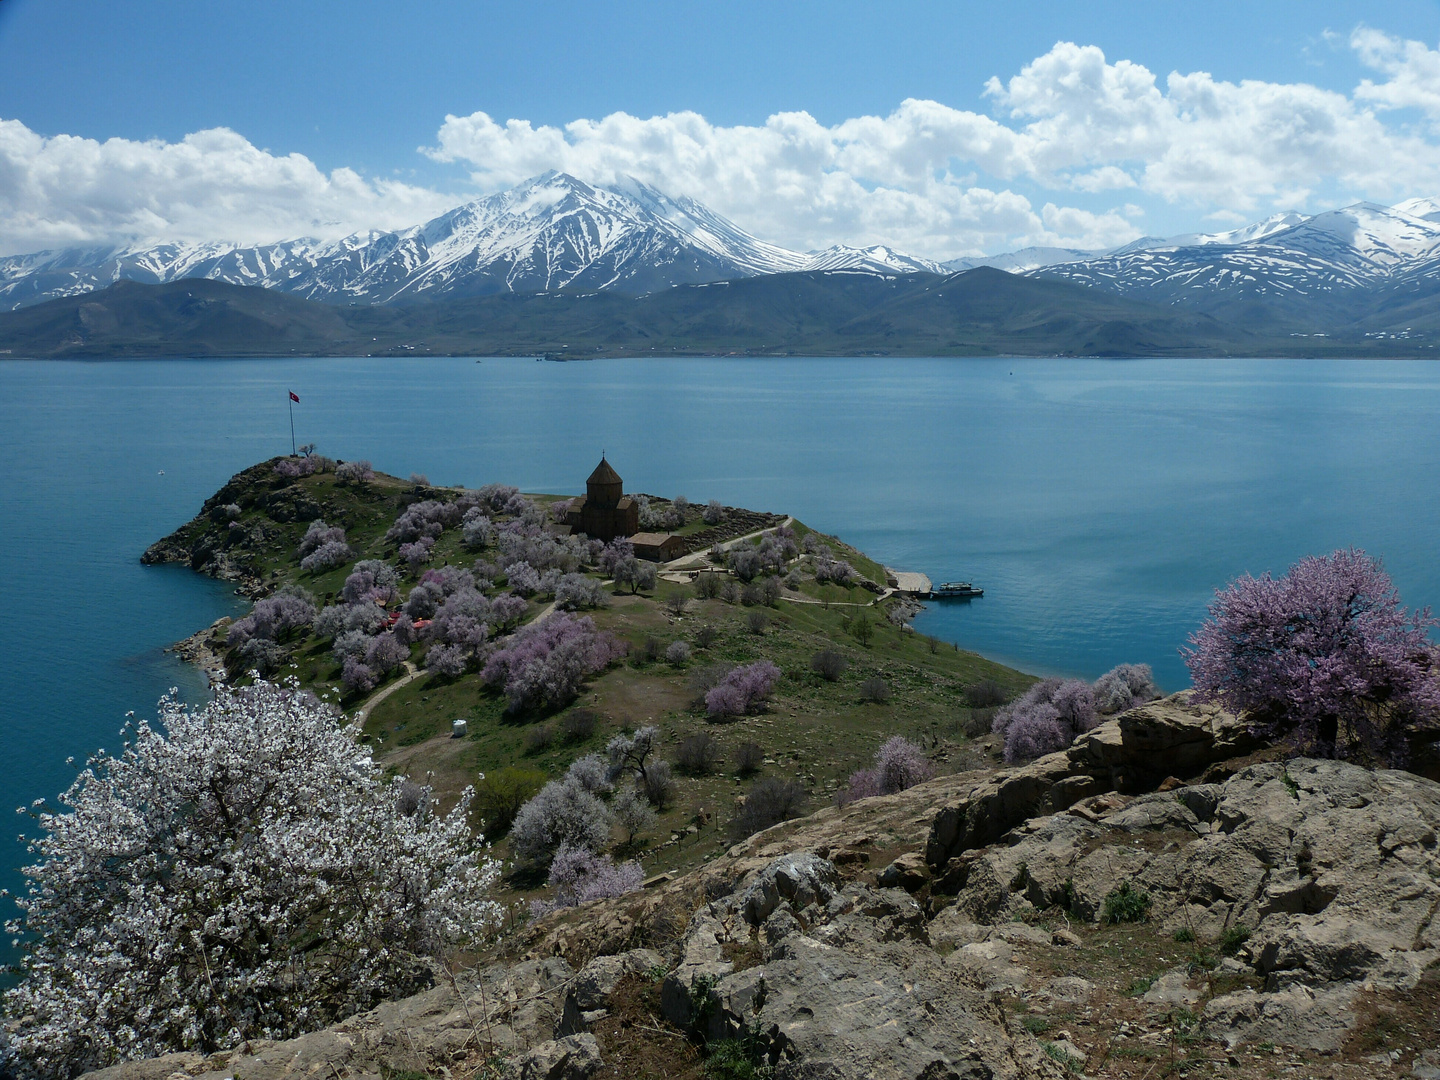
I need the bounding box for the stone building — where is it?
[565,456,639,542]
[631,532,685,562]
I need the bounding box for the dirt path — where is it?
[664,516,795,571]
[778,589,893,608]
[355,660,420,724]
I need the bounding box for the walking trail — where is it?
[355,660,420,724]
[664,517,795,571]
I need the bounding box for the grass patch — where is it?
[703,1031,772,1080]
[1041,1041,1084,1074]
[1126,975,1155,997]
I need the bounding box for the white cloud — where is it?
[1038,203,1143,249]
[1352,27,1440,122]
[425,35,1440,255]
[424,104,1138,256]
[986,40,1440,211]
[0,120,454,255]
[8,31,1440,260]
[1072,166,1138,192]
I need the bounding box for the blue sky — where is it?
[4,0,1440,257]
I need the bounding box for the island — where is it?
[143,452,1029,895]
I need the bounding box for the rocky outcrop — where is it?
[511,1034,601,1080]
[557,948,666,1036]
[84,957,577,1080]
[940,758,1440,1050]
[82,849,1066,1080]
[166,617,232,687]
[655,853,1063,1080]
[140,459,312,596]
[926,693,1259,869]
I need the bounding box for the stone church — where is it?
[564,456,639,542]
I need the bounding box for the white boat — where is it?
[933,581,983,598]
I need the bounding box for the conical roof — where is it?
[587,456,622,486]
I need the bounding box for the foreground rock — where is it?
[658,852,1060,1079]
[940,757,1440,1051]
[80,696,1440,1078]
[83,853,1064,1080]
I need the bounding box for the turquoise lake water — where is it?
[2,355,1438,968]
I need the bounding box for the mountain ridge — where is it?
[0,172,945,311]
[6,268,1428,360]
[1030,200,1440,328]
[5,174,1440,340]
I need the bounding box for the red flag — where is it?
[289,391,300,403]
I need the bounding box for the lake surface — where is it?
[3,355,1438,968]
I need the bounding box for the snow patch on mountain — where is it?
[803,245,945,275]
[1025,200,1440,319]
[0,173,947,310]
[943,247,1100,273]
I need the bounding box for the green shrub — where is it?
[704,1029,771,1080]
[474,765,547,833]
[848,613,873,646]
[1102,881,1152,924]
[1172,927,1196,943]
[1186,946,1216,974]
[965,679,1008,708]
[560,708,598,743]
[1219,924,1251,956]
[1042,1042,1084,1074]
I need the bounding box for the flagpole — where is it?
[288,393,296,455]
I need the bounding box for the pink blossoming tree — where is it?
[1184,548,1440,764]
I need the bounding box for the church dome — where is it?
[587,457,622,486]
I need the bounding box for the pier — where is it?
[885,569,932,596]
[885,569,984,599]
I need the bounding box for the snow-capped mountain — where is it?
[1028,201,1440,322]
[943,246,1102,273]
[0,173,942,310]
[8,177,1440,321]
[802,245,945,275]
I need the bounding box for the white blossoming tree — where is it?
[2,680,502,1079]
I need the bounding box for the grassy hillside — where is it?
[9,267,1423,358]
[151,458,1030,901]
[0,278,367,356]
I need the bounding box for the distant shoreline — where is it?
[5,273,1437,361]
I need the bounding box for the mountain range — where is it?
[5,263,1428,361]
[1025,200,1440,332]
[0,173,943,311]
[6,172,1440,353]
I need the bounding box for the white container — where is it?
[451,718,468,738]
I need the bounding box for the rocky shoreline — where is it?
[166,617,232,688]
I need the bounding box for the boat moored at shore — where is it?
[931,581,984,598]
